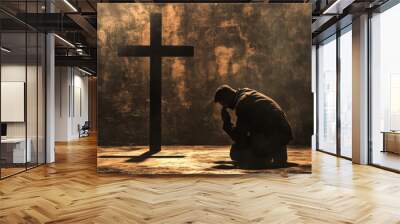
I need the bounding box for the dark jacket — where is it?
[223,88,293,145]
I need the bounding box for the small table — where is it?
[382,131,400,154]
[1,138,31,164]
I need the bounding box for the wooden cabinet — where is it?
[382,132,400,154]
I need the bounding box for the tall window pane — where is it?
[27,30,38,169]
[0,1,46,179]
[318,36,337,154]
[371,3,400,171]
[1,31,28,177]
[340,28,352,158]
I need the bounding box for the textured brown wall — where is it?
[88,77,97,132]
[98,3,312,146]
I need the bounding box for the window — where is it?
[316,25,353,158]
[0,1,47,179]
[317,35,337,154]
[339,27,352,158]
[370,2,400,171]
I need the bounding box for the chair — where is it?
[79,121,90,138]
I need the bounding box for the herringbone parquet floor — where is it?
[1,136,400,224]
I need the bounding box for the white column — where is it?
[46,33,55,163]
[45,1,55,163]
[352,14,369,164]
[55,67,73,141]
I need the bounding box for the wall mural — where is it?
[97,3,312,175]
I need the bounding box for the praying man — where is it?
[214,85,293,169]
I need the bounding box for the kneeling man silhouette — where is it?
[214,85,293,169]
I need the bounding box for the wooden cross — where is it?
[118,13,194,152]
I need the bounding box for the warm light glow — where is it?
[63,0,78,12]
